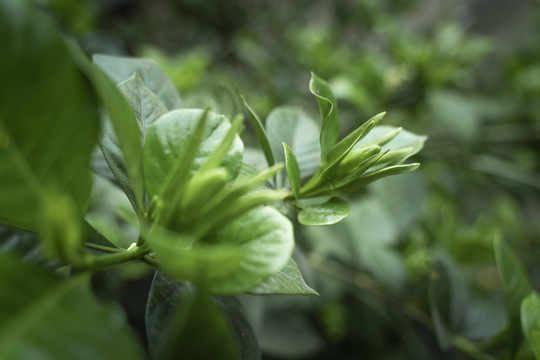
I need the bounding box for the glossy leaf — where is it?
[266,106,320,184]
[242,96,275,167]
[309,72,340,158]
[143,109,243,199]
[0,252,143,360]
[146,274,260,360]
[521,293,540,360]
[283,143,301,199]
[249,258,318,295]
[298,197,350,226]
[93,54,182,110]
[0,0,99,231]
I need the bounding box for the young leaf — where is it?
[248,258,319,295]
[283,143,301,199]
[298,197,350,226]
[143,109,244,200]
[0,252,144,360]
[0,0,99,231]
[521,293,540,360]
[146,274,260,360]
[309,72,340,158]
[242,96,275,167]
[93,54,182,110]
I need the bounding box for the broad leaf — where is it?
[143,109,244,199]
[309,73,340,158]
[207,206,294,293]
[249,258,318,295]
[93,54,182,110]
[146,274,260,360]
[266,106,320,184]
[0,0,99,231]
[298,197,350,226]
[0,252,143,360]
[117,73,168,138]
[521,293,540,360]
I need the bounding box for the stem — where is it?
[85,243,121,253]
[85,244,151,271]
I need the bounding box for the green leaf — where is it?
[0,252,144,360]
[146,274,260,360]
[145,226,242,283]
[67,44,145,214]
[494,236,532,353]
[521,293,540,360]
[93,54,182,110]
[85,175,139,249]
[0,0,99,231]
[309,72,340,158]
[283,143,301,199]
[143,109,243,200]
[355,125,427,168]
[117,73,168,137]
[298,197,350,226]
[242,96,275,167]
[428,261,452,349]
[266,106,320,184]
[207,206,294,294]
[249,258,318,295]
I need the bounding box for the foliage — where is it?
[3,0,540,359]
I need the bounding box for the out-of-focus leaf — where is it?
[521,293,540,360]
[249,258,318,295]
[93,54,182,110]
[266,106,320,184]
[298,197,350,226]
[428,261,452,349]
[494,236,532,354]
[309,72,339,158]
[146,274,260,360]
[0,252,143,360]
[86,175,139,249]
[0,0,99,231]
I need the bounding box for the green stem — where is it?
[85,243,121,253]
[85,244,151,271]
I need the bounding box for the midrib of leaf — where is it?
[0,275,86,357]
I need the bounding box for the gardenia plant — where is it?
[0,1,426,359]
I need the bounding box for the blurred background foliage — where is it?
[35,0,540,358]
